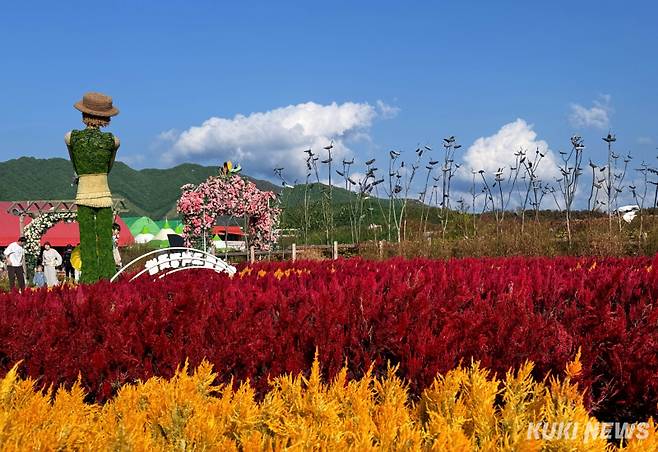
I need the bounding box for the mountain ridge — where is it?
[0,157,281,218]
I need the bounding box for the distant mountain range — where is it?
[0,157,281,219]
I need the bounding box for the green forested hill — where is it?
[0,157,448,245]
[0,157,280,218]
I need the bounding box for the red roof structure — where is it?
[211,225,245,236]
[0,201,134,247]
[212,226,245,237]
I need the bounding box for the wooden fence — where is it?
[216,241,387,264]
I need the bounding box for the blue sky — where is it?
[1,1,656,189]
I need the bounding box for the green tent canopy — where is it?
[155,219,182,230]
[133,226,156,244]
[121,216,141,230]
[128,216,160,237]
[148,221,177,249]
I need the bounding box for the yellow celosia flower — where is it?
[239,267,253,278]
[0,357,653,450]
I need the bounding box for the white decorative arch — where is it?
[110,247,236,282]
[23,211,77,270]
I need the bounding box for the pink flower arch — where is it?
[177,174,280,250]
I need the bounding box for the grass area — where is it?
[278,208,658,258]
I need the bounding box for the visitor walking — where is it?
[112,223,122,270]
[42,242,62,287]
[3,237,26,292]
[62,244,74,281]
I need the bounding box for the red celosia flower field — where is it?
[0,256,656,421]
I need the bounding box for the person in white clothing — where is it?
[42,242,62,287]
[3,237,26,292]
[112,223,122,270]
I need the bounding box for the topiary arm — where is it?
[65,131,79,175]
[109,136,120,171]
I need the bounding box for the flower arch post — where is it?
[23,211,77,276]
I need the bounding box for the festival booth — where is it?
[129,220,185,248]
[39,218,133,247]
[0,202,134,248]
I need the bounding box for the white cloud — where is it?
[160,101,397,179]
[569,94,613,129]
[462,118,559,180]
[637,136,654,145]
[157,129,178,142]
[376,100,400,119]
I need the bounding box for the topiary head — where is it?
[82,113,111,129]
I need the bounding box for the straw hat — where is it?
[74,92,119,117]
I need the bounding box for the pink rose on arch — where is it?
[177,173,280,249]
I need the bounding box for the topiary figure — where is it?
[65,92,120,283]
